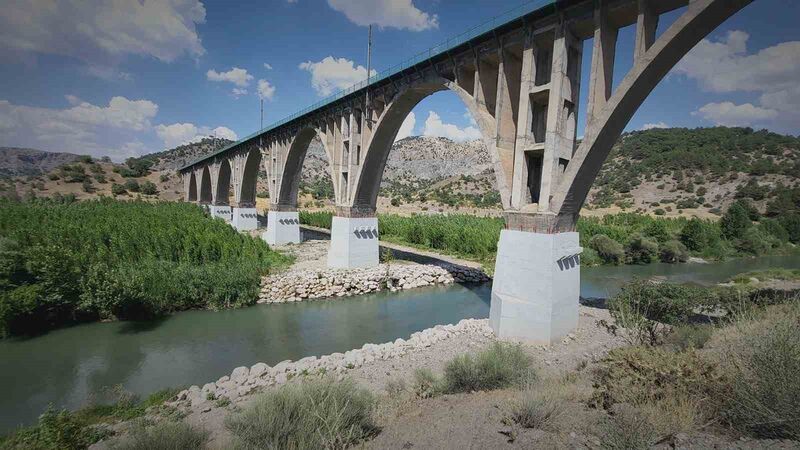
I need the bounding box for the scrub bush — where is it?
[442,342,533,393]
[113,421,208,450]
[589,235,625,265]
[225,379,378,450]
[659,240,689,263]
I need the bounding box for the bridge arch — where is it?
[199,166,212,204]
[351,78,497,212]
[237,148,261,207]
[214,158,232,205]
[187,172,197,202]
[278,126,333,208]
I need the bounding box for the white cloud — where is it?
[675,31,800,95]
[641,121,668,130]
[264,63,273,70]
[155,123,238,149]
[692,102,778,127]
[327,0,437,31]
[257,79,276,100]
[395,112,416,141]
[675,31,800,131]
[422,111,481,142]
[0,0,206,68]
[0,96,159,159]
[231,88,248,98]
[299,56,377,96]
[207,67,253,87]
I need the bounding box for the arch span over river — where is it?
[179,0,754,344]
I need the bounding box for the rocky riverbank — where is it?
[258,263,489,303]
[171,318,494,409]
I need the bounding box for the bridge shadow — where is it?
[116,315,170,335]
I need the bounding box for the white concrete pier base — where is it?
[489,230,582,345]
[327,216,379,269]
[231,207,258,231]
[262,210,300,246]
[208,205,232,222]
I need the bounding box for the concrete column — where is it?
[586,0,619,127]
[262,207,300,246]
[490,228,582,344]
[634,0,658,64]
[231,202,258,231]
[327,208,379,269]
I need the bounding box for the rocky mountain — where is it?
[0,147,80,178]
[135,137,235,172]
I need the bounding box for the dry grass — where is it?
[225,378,378,450]
[112,420,209,450]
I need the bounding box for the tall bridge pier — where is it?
[180,0,752,344]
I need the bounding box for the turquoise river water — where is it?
[1,255,798,432]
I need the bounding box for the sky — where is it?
[0,0,797,161]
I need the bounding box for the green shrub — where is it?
[717,304,800,439]
[111,184,126,197]
[625,233,658,264]
[663,324,714,351]
[597,404,656,450]
[112,421,208,450]
[737,226,779,256]
[589,235,625,265]
[0,406,110,450]
[659,240,689,263]
[124,179,140,193]
[759,218,789,242]
[225,379,378,449]
[442,342,533,393]
[721,201,751,240]
[412,368,444,399]
[679,218,721,252]
[140,181,158,196]
[606,280,708,345]
[781,213,800,243]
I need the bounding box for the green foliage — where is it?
[679,218,721,253]
[58,165,88,183]
[379,214,503,261]
[589,235,625,265]
[721,201,751,240]
[299,175,334,200]
[225,379,377,450]
[442,342,533,393]
[625,233,658,264]
[606,280,709,345]
[0,198,288,336]
[139,181,158,196]
[412,368,445,399]
[112,421,208,450]
[111,184,126,197]
[781,213,800,243]
[298,210,332,229]
[0,406,108,450]
[123,179,140,193]
[94,174,107,184]
[659,240,689,263]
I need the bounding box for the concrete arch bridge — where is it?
[180,0,753,344]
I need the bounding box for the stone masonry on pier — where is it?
[179,0,752,344]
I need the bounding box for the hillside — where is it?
[0,147,80,178]
[3,127,799,221]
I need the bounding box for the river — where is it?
[1,255,798,432]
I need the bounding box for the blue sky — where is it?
[0,0,797,160]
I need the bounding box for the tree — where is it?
[124,179,140,193]
[721,202,751,240]
[680,219,709,252]
[140,181,158,196]
[589,234,625,265]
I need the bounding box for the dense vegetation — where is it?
[0,198,288,337]
[300,205,800,268]
[594,127,800,202]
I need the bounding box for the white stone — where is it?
[231,207,258,231]
[231,366,250,381]
[250,362,269,378]
[490,230,581,345]
[327,216,379,268]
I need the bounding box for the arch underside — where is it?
[199,167,212,203]
[352,78,497,211]
[278,127,331,208]
[187,172,197,201]
[215,159,232,205]
[239,149,261,207]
